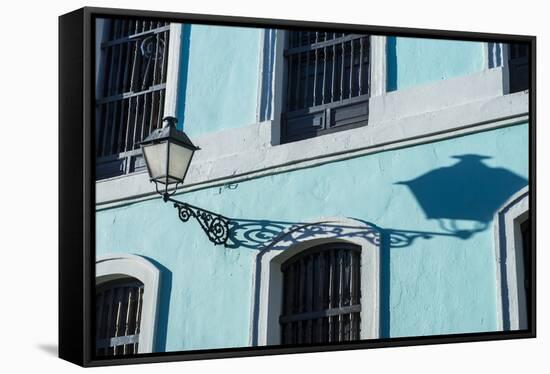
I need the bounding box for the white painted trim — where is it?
[370,36,387,97]
[96,84,528,207]
[502,43,511,94]
[485,42,511,95]
[255,28,267,123]
[163,23,183,118]
[96,254,161,353]
[493,187,529,331]
[252,217,380,346]
[269,30,288,146]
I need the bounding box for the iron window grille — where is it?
[281,31,371,143]
[280,243,361,344]
[96,19,170,180]
[508,43,529,93]
[95,278,145,356]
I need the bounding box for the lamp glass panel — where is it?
[168,142,194,182]
[142,142,168,181]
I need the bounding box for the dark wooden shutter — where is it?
[280,243,361,344]
[95,278,144,356]
[281,32,370,143]
[508,43,529,93]
[96,19,170,179]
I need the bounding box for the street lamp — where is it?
[140,117,231,246]
[140,116,199,200]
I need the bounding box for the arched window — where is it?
[252,218,380,346]
[494,187,530,331]
[95,277,144,356]
[95,254,161,355]
[280,243,361,344]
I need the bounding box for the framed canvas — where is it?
[59,6,536,367]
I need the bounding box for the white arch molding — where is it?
[96,254,161,353]
[493,187,529,331]
[250,217,381,346]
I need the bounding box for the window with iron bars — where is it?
[280,243,361,344]
[95,278,144,356]
[508,43,529,93]
[95,19,170,180]
[281,32,370,143]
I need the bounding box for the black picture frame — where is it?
[59,6,536,367]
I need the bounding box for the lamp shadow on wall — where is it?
[395,154,528,239]
[234,153,527,343]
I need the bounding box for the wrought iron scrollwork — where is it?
[170,200,230,246]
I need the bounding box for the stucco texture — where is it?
[387,37,485,91]
[177,24,261,137]
[96,123,528,352]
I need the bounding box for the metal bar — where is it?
[284,34,365,56]
[304,50,310,108]
[358,38,363,95]
[322,46,327,105]
[350,251,356,340]
[101,25,171,48]
[152,29,161,86]
[115,99,126,154]
[317,252,325,342]
[340,41,345,101]
[104,288,115,355]
[122,287,133,354]
[298,258,305,343]
[114,20,126,94]
[112,287,124,355]
[140,93,149,149]
[284,94,368,116]
[131,94,141,152]
[157,90,165,130]
[286,54,294,111]
[95,104,104,155]
[133,287,143,352]
[349,40,354,98]
[305,257,313,343]
[331,43,336,103]
[328,250,335,342]
[96,334,140,349]
[96,83,166,105]
[105,22,118,96]
[282,263,293,344]
[100,103,112,157]
[295,52,301,111]
[149,89,157,136]
[121,24,133,93]
[338,250,344,341]
[313,47,319,106]
[280,304,361,324]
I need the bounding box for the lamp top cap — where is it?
[139,116,200,150]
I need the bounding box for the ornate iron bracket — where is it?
[166,196,231,246]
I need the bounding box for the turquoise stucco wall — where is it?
[177,24,261,137]
[387,37,485,91]
[96,123,528,351]
[175,28,487,136]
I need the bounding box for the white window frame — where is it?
[493,186,529,331]
[259,31,387,145]
[96,254,161,353]
[251,217,380,346]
